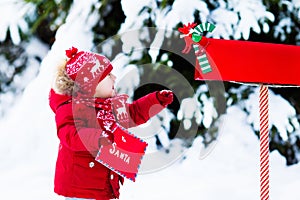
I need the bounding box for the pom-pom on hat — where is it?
[65,46,113,95]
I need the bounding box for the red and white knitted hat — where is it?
[65,46,113,95]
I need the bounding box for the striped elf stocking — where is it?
[193,44,212,74]
[191,22,215,74]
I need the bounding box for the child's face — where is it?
[94,73,117,98]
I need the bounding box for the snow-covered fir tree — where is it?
[1,0,300,165]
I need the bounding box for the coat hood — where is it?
[49,89,72,113]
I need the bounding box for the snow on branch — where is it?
[0,1,34,44]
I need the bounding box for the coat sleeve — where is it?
[55,103,103,153]
[127,91,165,127]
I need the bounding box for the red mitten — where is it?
[156,90,174,106]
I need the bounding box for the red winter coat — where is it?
[49,89,164,199]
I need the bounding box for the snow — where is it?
[1,95,300,199]
[1,0,300,200]
[177,96,202,130]
[0,37,48,118]
[0,0,34,44]
[245,88,300,141]
[161,0,209,29]
[119,106,300,200]
[177,85,219,130]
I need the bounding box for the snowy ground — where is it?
[1,98,300,200]
[122,106,300,200]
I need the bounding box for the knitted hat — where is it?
[65,46,113,95]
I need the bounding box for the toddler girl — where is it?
[49,47,173,200]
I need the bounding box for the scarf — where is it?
[73,93,130,138]
[73,93,148,182]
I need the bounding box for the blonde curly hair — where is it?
[53,60,80,96]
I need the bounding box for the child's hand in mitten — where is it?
[157,90,174,106]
